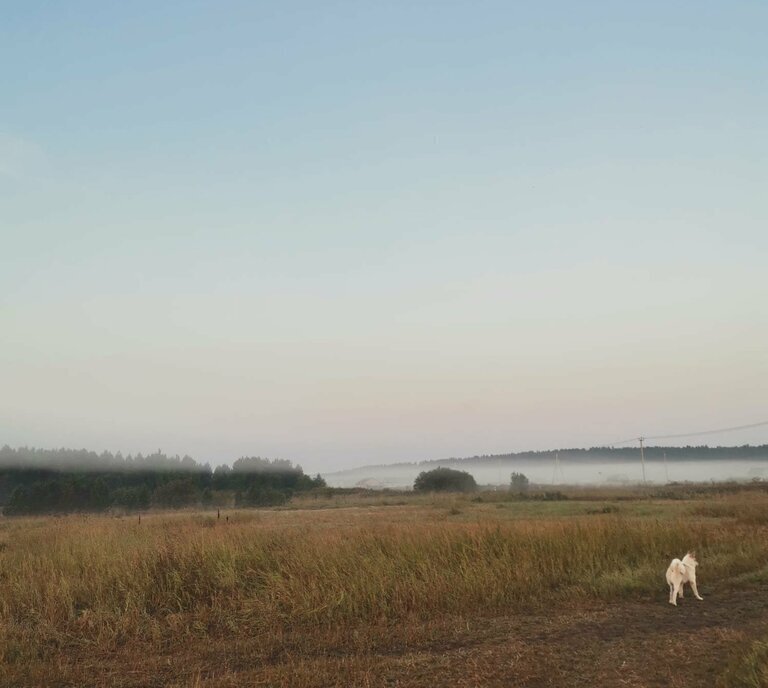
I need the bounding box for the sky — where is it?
[2,1,767,472]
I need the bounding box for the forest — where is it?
[0,446,325,515]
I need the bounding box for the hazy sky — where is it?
[2,1,767,472]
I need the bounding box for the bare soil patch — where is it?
[22,582,768,688]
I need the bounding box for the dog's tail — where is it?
[675,561,687,576]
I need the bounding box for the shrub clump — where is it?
[414,467,477,493]
[510,472,530,493]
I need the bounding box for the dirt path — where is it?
[23,582,768,687]
[379,582,768,687]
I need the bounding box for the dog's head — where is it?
[683,551,698,567]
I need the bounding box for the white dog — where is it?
[666,552,703,606]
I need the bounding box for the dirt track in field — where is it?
[22,582,768,687]
[376,582,768,688]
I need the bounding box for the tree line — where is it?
[0,447,325,515]
[424,444,768,466]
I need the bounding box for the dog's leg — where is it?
[669,583,678,606]
[690,580,703,601]
[679,583,684,598]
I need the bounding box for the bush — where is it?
[413,467,477,493]
[510,472,530,492]
[541,491,568,501]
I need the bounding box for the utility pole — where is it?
[552,452,562,485]
[639,437,647,485]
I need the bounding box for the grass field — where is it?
[2,486,768,687]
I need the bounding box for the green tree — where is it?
[312,473,327,488]
[112,486,151,510]
[236,485,289,507]
[413,467,477,493]
[153,478,199,508]
[510,472,530,493]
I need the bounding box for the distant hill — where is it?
[323,444,768,488]
[326,444,768,477]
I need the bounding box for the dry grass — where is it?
[719,636,768,688]
[1,490,768,686]
[690,492,768,524]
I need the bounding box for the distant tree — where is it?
[413,467,477,493]
[87,477,108,508]
[212,464,232,490]
[232,457,300,474]
[313,473,327,488]
[181,455,198,470]
[0,446,343,515]
[153,478,198,508]
[236,485,289,507]
[4,477,112,514]
[510,472,530,493]
[112,486,151,510]
[4,486,31,515]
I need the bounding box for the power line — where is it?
[610,419,768,447]
[645,419,768,441]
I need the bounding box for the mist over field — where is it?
[3,444,768,492]
[324,457,768,489]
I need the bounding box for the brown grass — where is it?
[719,635,768,688]
[1,489,768,686]
[690,492,768,524]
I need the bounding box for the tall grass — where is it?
[690,493,768,524]
[1,505,767,670]
[719,637,768,688]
